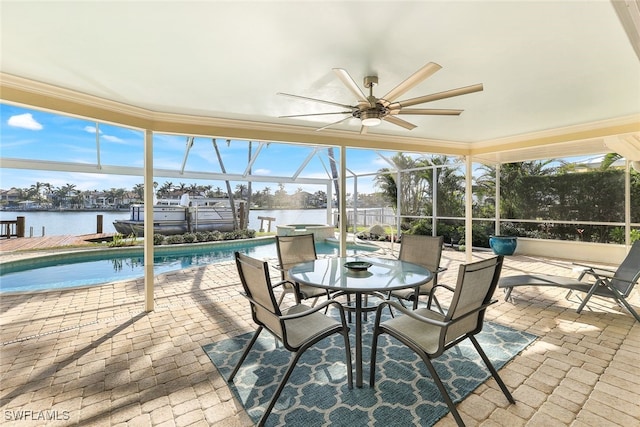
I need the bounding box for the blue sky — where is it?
[0,103,406,195]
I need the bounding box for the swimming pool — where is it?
[0,238,379,293]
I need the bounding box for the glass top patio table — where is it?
[289,256,432,387]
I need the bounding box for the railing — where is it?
[0,217,25,239]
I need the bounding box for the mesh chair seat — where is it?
[390,234,445,310]
[371,256,514,427]
[275,233,329,305]
[229,252,352,426]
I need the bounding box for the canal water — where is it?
[0,209,331,237]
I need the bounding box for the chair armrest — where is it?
[375,300,449,327]
[375,298,497,335]
[279,299,347,321]
[270,262,285,273]
[572,262,616,274]
[430,283,455,294]
[271,279,293,290]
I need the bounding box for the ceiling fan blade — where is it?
[391,108,463,116]
[333,68,368,103]
[389,83,484,109]
[383,115,417,130]
[380,62,442,105]
[279,111,353,118]
[277,92,356,110]
[316,116,353,131]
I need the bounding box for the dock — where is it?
[0,233,115,252]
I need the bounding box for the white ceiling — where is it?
[1,1,639,162]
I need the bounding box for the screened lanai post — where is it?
[432,166,437,235]
[625,160,631,246]
[465,156,473,262]
[144,129,154,312]
[326,182,333,225]
[340,146,347,256]
[495,163,501,237]
[396,169,401,253]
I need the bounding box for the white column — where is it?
[339,146,347,257]
[495,163,501,235]
[625,160,631,247]
[465,156,473,262]
[326,181,333,225]
[432,167,437,236]
[144,129,154,312]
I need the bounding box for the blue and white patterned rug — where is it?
[203,309,537,427]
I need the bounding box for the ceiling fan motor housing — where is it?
[364,75,378,88]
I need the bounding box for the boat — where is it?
[113,195,241,236]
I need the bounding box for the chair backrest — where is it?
[399,234,444,272]
[234,252,284,339]
[612,240,640,296]
[443,255,504,344]
[275,234,318,281]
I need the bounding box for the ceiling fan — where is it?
[278,62,483,133]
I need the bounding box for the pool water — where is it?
[0,240,377,293]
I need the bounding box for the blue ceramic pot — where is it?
[489,236,518,255]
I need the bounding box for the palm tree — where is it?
[133,183,145,201]
[158,181,173,198]
[176,182,188,195]
[235,184,248,199]
[263,187,272,208]
[375,153,431,216]
[600,153,622,170]
[499,160,556,219]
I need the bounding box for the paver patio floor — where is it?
[1,245,638,426]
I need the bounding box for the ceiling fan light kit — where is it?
[278,61,483,132]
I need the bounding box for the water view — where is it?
[0,209,332,237]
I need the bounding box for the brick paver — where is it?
[1,245,638,426]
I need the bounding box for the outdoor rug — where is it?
[203,310,537,427]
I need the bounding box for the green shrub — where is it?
[108,233,137,247]
[195,231,208,242]
[165,234,184,244]
[153,228,257,245]
[108,233,125,247]
[206,230,222,241]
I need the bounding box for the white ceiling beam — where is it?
[0,158,330,185]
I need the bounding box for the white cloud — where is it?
[254,168,271,175]
[102,135,124,143]
[84,126,125,143]
[7,113,43,130]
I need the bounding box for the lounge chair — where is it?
[229,252,353,427]
[274,233,330,305]
[389,234,447,311]
[499,241,640,322]
[370,255,513,427]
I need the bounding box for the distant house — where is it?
[0,188,21,206]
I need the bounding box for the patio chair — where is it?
[275,233,330,305]
[370,256,514,427]
[389,234,447,311]
[499,241,640,322]
[229,252,353,427]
